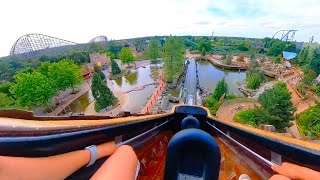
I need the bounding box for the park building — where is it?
[89,53,111,70]
[282,51,297,69]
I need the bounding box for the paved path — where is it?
[285,82,316,115]
[216,100,259,121]
[49,84,90,116]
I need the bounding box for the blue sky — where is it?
[0,0,319,57]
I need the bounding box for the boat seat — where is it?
[181,116,200,129]
[164,127,221,180]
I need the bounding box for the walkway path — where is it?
[134,60,150,68]
[124,82,157,93]
[216,99,259,121]
[49,84,90,116]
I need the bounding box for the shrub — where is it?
[297,103,320,139]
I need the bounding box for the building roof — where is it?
[282,51,297,61]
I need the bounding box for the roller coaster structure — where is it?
[9,34,109,57]
[10,33,78,56]
[272,30,298,41]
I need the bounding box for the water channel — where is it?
[66,60,247,114]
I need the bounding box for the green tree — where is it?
[111,59,121,75]
[307,47,317,65]
[213,78,228,101]
[297,103,320,138]
[106,51,115,60]
[201,47,206,56]
[298,47,310,65]
[119,47,135,64]
[163,37,185,82]
[310,48,320,75]
[69,50,89,64]
[94,65,106,80]
[91,73,116,111]
[0,93,15,108]
[43,59,83,92]
[274,56,281,64]
[197,38,211,52]
[10,71,55,108]
[204,97,221,115]
[237,40,251,51]
[268,41,280,56]
[148,38,160,64]
[108,40,123,58]
[87,42,107,53]
[0,82,14,95]
[225,55,232,65]
[246,59,265,89]
[258,82,295,131]
[302,70,316,86]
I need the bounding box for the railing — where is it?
[140,76,166,114]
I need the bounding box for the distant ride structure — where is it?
[9,34,109,57]
[272,30,298,41]
[10,33,78,56]
[89,35,108,43]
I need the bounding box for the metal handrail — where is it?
[206,121,275,168]
[117,121,169,146]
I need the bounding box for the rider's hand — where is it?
[269,162,320,180]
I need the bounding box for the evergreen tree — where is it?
[213,78,228,101]
[298,47,306,65]
[91,73,116,111]
[311,56,320,75]
[163,37,185,82]
[201,47,206,56]
[111,59,121,75]
[299,46,310,65]
[148,38,160,64]
[94,65,106,80]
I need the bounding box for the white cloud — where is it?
[0,0,319,57]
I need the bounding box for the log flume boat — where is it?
[0,105,319,180]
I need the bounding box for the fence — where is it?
[140,76,166,114]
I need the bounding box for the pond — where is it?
[125,85,157,113]
[197,60,246,96]
[113,65,158,113]
[62,92,94,115]
[113,65,155,91]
